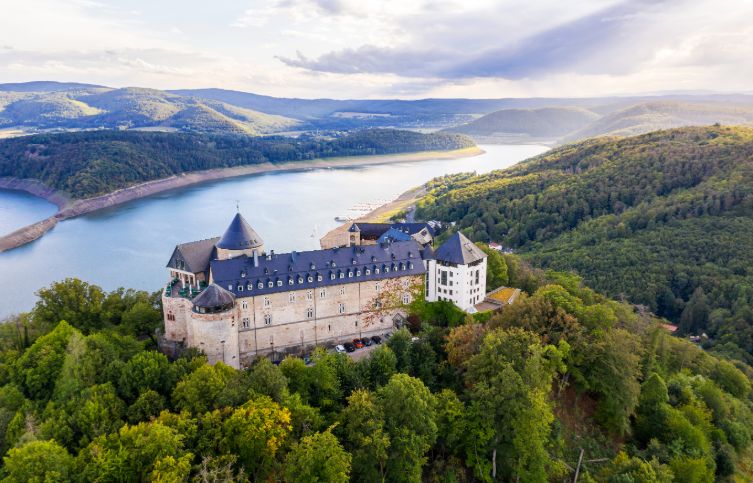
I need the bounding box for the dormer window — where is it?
[330,272,336,280]
[409,263,414,269]
[238,285,243,291]
[308,276,313,283]
[385,267,390,273]
[228,284,233,290]
[247,283,253,291]
[339,272,345,279]
[348,271,353,278]
[310,263,316,270]
[375,268,380,274]
[277,280,283,287]
[331,261,337,267]
[317,274,323,281]
[241,270,247,278]
[258,282,263,289]
[298,277,304,284]
[365,269,371,275]
[356,270,361,276]
[268,281,273,288]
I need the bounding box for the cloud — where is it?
[278,0,683,79]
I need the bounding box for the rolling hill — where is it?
[441,106,600,141]
[416,125,753,359]
[0,86,298,135]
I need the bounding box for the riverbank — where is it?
[0,146,483,252]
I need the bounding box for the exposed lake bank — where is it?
[0,146,483,253]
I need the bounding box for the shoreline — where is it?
[0,146,483,253]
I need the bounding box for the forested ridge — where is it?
[1,253,753,481]
[416,126,753,362]
[0,129,475,199]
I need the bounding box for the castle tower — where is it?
[187,283,240,367]
[215,212,265,260]
[425,232,487,312]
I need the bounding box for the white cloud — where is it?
[0,0,751,98]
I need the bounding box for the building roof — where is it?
[348,222,436,241]
[216,213,264,251]
[486,287,521,305]
[166,237,220,274]
[211,240,429,298]
[434,232,487,265]
[377,227,413,244]
[192,283,235,311]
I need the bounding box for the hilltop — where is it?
[417,125,753,361]
[441,106,600,142]
[0,86,298,135]
[445,101,753,143]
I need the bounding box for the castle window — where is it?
[348,271,353,278]
[307,290,313,301]
[242,301,248,310]
[375,268,380,274]
[340,288,345,295]
[277,280,283,287]
[308,276,313,283]
[355,320,358,327]
[264,297,271,307]
[339,272,344,279]
[356,270,361,276]
[241,270,247,278]
[365,269,371,275]
[242,317,250,328]
[298,277,304,284]
[328,324,331,332]
[289,293,295,303]
[409,263,414,269]
[338,303,346,314]
[402,279,409,289]
[247,283,253,291]
[402,294,411,304]
[258,282,264,289]
[307,307,314,319]
[330,273,336,280]
[238,285,243,292]
[317,275,323,281]
[375,301,382,309]
[228,284,233,291]
[375,282,381,292]
[264,314,272,325]
[289,278,294,285]
[268,281,274,288]
[385,267,390,273]
[320,288,326,299]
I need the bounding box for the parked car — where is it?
[344,342,356,352]
[371,335,382,345]
[353,338,364,349]
[335,345,346,354]
[361,337,372,347]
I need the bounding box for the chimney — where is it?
[253,250,259,267]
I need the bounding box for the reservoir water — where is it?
[0,144,547,318]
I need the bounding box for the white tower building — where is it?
[425,232,488,312]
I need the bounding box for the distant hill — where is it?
[0,86,298,135]
[5,81,753,139]
[0,129,475,198]
[417,126,753,357]
[442,107,600,140]
[565,101,753,140]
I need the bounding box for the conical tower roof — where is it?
[434,232,487,265]
[192,283,235,313]
[216,213,263,250]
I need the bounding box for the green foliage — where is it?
[0,129,475,198]
[12,321,78,400]
[478,243,509,289]
[417,126,753,359]
[2,440,75,483]
[283,428,351,483]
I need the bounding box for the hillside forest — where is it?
[1,249,753,481]
[417,126,753,366]
[0,129,475,199]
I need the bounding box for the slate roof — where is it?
[192,283,235,311]
[348,222,435,240]
[216,213,264,250]
[377,227,413,244]
[167,237,220,274]
[434,232,487,265]
[211,240,429,298]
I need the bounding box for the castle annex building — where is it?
[162,212,486,368]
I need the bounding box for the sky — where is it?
[1,0,752,99]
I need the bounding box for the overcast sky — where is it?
[1,0,752,99]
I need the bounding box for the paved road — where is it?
[346,342,381,361]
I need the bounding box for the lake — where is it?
[0,144,547,318]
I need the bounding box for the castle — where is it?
[161,212,486,368]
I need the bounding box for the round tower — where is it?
[187,283,240,368]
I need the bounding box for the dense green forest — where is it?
[0,129,475,198]
[1,252,753,481]
[416,126,753,362]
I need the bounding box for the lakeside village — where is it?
[161,212,520,368]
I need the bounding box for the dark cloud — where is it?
[279,0,680,79]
